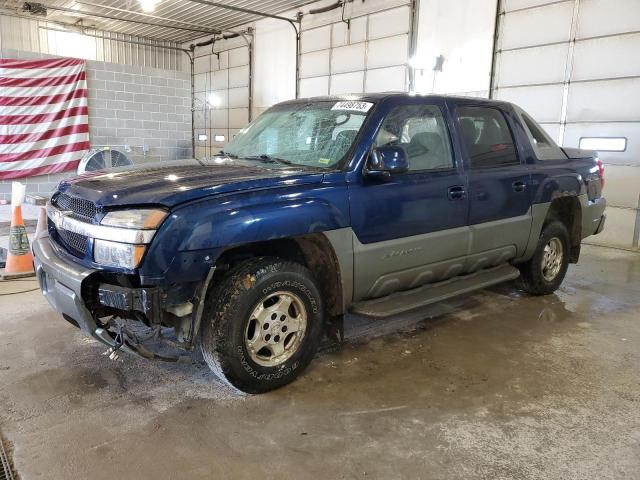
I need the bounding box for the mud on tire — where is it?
[200,257,324,394]
[518,220,571,296]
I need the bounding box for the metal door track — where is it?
[0,435,15,480]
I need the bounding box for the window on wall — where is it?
[47,30,97,60]
[516,108,567,161]
[375,104,454,171]
[579,137,627,152]
[456,107,519,168]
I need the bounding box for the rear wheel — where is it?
[200,257,324,394]
[518,220,571,295]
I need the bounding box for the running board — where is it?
[351,264,520,318]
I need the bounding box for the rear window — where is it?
[515,107,567,161]
[456,106,519,168]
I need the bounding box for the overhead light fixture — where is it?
[198,134,207,142]
[408,56,425,70]
[139,0,159,13]
[214,135,225,142]
[207,92,222,108]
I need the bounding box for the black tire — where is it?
[200,257,324,394]
[518,220,571,295]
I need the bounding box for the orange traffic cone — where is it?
[1,182,35,280]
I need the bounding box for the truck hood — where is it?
[58,158,326,208]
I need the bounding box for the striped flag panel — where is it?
[0,57,90,179]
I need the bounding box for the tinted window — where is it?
[375,104,454,171]
[516,108,567,161]
[456,107,519,168]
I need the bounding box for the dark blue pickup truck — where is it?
[33,93,606,393]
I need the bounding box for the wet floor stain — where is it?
[1,246,639,479]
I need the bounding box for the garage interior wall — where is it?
[297,0,413,97]
[1,0,637,250]
[0,13,192,201]
[492,0,640,250]
[414,0,497,97]
[192,36,251,157]
[187,0,416,158]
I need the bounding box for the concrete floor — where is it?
[1,244,639,480]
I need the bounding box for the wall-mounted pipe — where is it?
[308,1,342,14]
[182,0,296,24]
[488,0,502,99]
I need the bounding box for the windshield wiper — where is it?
[244,154,297,167]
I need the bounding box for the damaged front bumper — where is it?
[33,233,208,361]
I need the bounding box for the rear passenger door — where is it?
[454,104,532,268]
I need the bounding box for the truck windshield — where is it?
[222,100,373,169]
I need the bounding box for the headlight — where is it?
[101,208,167,229]
[94,239,146,269]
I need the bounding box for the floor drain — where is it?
[0,435,15,480]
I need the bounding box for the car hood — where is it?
[58,158,326,208]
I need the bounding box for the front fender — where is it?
[139,182,350,284]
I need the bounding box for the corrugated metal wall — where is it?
[0,13,182,70]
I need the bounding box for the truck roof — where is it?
[278,92,512,107]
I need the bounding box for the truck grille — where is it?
[53,193,97,221]
[57,229,89,257]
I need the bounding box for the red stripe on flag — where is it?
[0,160,81,180]
[0,141,91,163]
[0,71,86,88]
[0,124,89,145]
[0,58,85,69]
[0,88,88,107]
[0,105,88,126]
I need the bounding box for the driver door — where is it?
[348,99,470,301]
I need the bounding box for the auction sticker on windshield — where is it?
[331,101,373,112]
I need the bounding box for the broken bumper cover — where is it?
[32,234,148,349]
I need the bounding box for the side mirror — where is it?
[365,145,409,178]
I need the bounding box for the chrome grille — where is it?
[54,193,97,221]
[57,229,89,257]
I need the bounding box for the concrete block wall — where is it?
[0,48,192,201]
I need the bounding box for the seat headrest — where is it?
[409,132,443,152]
[459,118,477,144]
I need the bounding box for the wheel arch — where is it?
[523,195,582,264]
[546,196,582,263]
[210,233,345,319]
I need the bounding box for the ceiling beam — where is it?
[182,0,298,25]
[76,0,220,31]
[24,2,220,34]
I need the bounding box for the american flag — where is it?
[0,57,90,180]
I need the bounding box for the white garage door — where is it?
[193,42,251,158]
[298,3,412,97]
[492,0,640,249]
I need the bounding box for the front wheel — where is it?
[518,220,571,296]
[200,257,324,394]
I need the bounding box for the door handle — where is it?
[512,181,527,192]
[448,185,466,200]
